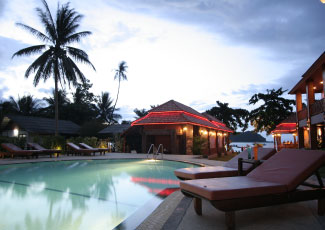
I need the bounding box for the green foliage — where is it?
[41,135,66,150]
[206,101,249,132]
[133,108,148,119]
[248,88,295,134]
[83,137,99,148]
[80,120,106,137]
[111,61,128,123]
[12,0,95,134]
[114,134,123,152]
[192,136,207,155]
[0,136,26,150]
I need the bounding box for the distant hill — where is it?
[230,131,266,142]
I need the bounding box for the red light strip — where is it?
[132,111,233,132]
[131,177,180,185]
[275,123,296,128]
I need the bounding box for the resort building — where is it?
[0,115,80,140]
[289,52,325,149]
[271,113,298,150]
[123,100,233,154]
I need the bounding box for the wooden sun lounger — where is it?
[79,143,109,155]
[179,149,325,229]
[1,143,42,158]
[66,142,95,156]
[174,148,276,180]
[27,142,62,158]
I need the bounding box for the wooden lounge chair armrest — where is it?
[238,158,262,176]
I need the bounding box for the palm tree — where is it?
[8,95,41,116]
[41,89,70,118]
[97,92,121,123]
[12,0,95,135]
[111,61,128,123]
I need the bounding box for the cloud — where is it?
[0,36,31,70]
[38,88,53,95]
[0,85,9,99]
[109,22,140,44]
[106,0,325,62]
[0,0,7,17]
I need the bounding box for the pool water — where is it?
[0,159,196,230]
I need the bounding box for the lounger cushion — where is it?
[247,149,325,191]
[224,148,276,170]
[175,166,238,179]
[180,177,286,200]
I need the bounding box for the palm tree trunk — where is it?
[111,79,120,124]
[54,73,59,136]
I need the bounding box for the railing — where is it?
[154,144,164,160]
[146,144,164,160]
[297,108,307,121]
[311,98,325,116]
[146,144,155,159]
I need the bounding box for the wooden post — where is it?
[194,197,202,216]
[306,81,317,149]
[225,211,236,230]
[318,199,325,215]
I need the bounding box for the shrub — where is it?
[192,136,207,155]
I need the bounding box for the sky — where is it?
[1,0,325,135]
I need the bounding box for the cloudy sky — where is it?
[1,0,325,125]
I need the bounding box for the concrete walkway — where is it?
[1,153,324,229]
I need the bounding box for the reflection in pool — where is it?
[0,159,196,230]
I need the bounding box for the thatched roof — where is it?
[1,115,80,135]
[99,124,131,134]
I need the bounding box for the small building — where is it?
[0,115,80,140]
[271,113,298,150]
[123,100,233,154]
[289,52,325,149]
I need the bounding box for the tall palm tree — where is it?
[97,92,121,124]
[12,0,95,135]
[111,61,128,123]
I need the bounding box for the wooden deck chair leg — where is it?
[318,199,325,215]
[225,211,235,230]
[194,197,202,215]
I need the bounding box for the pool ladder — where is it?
[147,144,164,160]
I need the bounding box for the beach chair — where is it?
[179,149,325,229]
[1,143,41,158]
[79,143,109,155]
[174,148,276,180]
[66,142,95,156]
[27,142,62,158]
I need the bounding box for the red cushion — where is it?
[247,149,325,191]
[175,166,238,179]
[180,177,286,200]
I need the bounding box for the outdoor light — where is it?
[321,0,325,4]
[183,126,187,131]
[313,86,316,90]
[13,128,19,137]
[204,131,208,135]
[321,81,324,84]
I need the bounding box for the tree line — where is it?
[134,88,295,135]
[0,80,123,126]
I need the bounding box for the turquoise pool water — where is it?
[0,159,196,230]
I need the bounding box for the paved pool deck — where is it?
[1,152,324,229]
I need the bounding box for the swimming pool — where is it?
[0,159,197,230]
